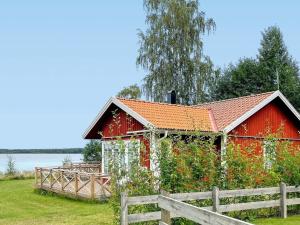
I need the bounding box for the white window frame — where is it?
[101,139,140,175]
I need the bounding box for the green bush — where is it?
[5,155,17,176]
[82,140,102,162]
[108,131,300,224]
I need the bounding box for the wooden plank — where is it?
[90,174,95,199]
[127,191,212,206]
[161,190,171,225]
[158,196,253,225]
[280,182,287,218]
[286,198,300,205]
[159,222,169,225]
[171,191,212,201]
[286,186,300,193]
[127,195,159,205]
[128,212,161,223]
[128,211,182,223]
[212,186,220,213]
[60,171,64,191]
[219,200,280,212]
[74,173,78,196]
[120,192,128,225]
[219,187,279,198]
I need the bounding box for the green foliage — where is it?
[275,141,300,186]
[82,140,102,162]
[137,0,218,104]
[117,84,142,99]
[109,139,158,225]
[5,155,17,176]
[0,170,34,181]
[158,134,219,192]
[215,58,262,99]
[109,131,300,224]
[62,155,72,165]
[258,26,300,110]
[215,26,300,111]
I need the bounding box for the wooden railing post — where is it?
[75,172,78,196]
[161,190,171,225]
[49,169,53,188]
[90,174,95,199]
[280,182,287,218]
[121,191,128,225]
[212,186,220,213]
[61,170,64,191]
[40,168,43,187]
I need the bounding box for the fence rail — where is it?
[35,166,111,200]
[159,195,252,225]
[121,183,300,224]
[62,162,102,173]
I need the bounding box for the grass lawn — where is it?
[0,179,113,225]
[1,179,299,225]
[254,215,300,225]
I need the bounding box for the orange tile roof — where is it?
[117,91,275,132]
[195,92,274,130]
[117,98,214,131]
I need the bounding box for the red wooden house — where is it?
[83,91,300,174]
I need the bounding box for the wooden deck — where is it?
[35,165,111,200]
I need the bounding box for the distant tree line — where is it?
[0,148,83,154]
[117,0,300,111]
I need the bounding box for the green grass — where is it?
[254,215,300,225]
[1,179,299,225]
[0,179,113,225]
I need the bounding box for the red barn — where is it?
[83,91,300,174]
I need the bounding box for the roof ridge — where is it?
[116,97,197,108]
[193,91,276,107]
[117,91,276,108]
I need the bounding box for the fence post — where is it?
[75,172,78,196]
[40,168,43,187]
[280,182,287,218]
[90,174,95,199]
[161,190,171,224]
[121,191,128,225]
[212,186,220,213]
[61,170,64,191]
[49,169,53,188]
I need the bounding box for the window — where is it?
[263,139,276,170]
[102,140,140,174]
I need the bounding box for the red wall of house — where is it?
[229,99,300,154]
[99,104,144,138]
[98,104,150,168]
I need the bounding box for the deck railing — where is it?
[35,166,111,200]
[62,162,102,173]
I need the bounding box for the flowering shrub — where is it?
[109,131,300,224]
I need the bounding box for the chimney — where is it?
[167,90,176,104]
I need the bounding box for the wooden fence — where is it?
[62,162,102,173]
[35,166,111,200]
[158,194,252,225]
[121,183,300,224]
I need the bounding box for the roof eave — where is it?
[82,97,154,139]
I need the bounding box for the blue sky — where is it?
[0,1,299,149]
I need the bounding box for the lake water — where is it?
[0,154,82,173]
